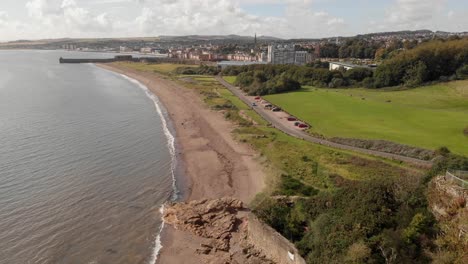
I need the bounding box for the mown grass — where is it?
[264,82,468,156]
[115,62,424,195]
[223,76,237,84]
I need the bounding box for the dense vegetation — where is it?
[371,38,468,87]
[254,149,468,264]
[222,64,374,94]
[174,65,220,75]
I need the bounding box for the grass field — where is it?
[115,62,197,74]
[264,81,468,156]
[223,76,237,84]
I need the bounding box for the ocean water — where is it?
[0,50,175,264]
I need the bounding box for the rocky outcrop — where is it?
[163,198,275,264]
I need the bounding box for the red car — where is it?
[298,123,308,128]
[254,96,261,100]
[287,117,297,121]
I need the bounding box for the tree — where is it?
[403,61,428,87]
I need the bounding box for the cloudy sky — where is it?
[0,0,466,41]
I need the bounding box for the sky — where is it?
[0,0,467,41]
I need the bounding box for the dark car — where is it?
[272,107,282,112]
[287,117,297,121]
[298,123,308,128]
[294,122,300,126]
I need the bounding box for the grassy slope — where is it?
[264,81,468,156]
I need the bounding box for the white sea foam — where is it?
[116,73,179,264]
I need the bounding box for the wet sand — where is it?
[97,63,266,263]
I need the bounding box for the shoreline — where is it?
[96,63,266,263]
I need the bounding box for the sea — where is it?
[0,50,177,264]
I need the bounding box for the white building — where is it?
[267,45,312,65]
[329,62,369,71]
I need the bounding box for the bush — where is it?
[330,77,345,88]
[456,64,468,79]
[175,65,220,75]
[344,67,374,82]
[279,174,318,196]
[362,77,376,88]
[464,126,468,136]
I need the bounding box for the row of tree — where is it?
[222,63,374,93]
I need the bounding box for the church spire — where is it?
[254,33,257,50]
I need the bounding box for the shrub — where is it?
[279,174,318,196]
[344,67,374,82]
[362,77,376,88]
[464,126,468,136]
[456,64,468,79]
[330,77,345,88]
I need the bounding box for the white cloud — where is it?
[21,0,114,38]
[0,0,465,41]
[132,0,345,38]
[385,0,447,29]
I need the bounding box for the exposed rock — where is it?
[163,197,276,263]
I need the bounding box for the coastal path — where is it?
[216,76,433,168]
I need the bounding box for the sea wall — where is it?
[247,213,306,264]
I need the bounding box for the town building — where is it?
[267,45,313,65]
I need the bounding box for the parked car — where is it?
[272,107,282,112]
[254,96,261,100]
[287,117,297,121]
[298,123,308,128]
[264,104,272,108]
[252,102,257,107]
[294,122,300,126]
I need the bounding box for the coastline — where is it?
[96,63,266,263]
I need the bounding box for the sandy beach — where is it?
[97,63,266,263]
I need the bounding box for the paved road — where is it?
[216,76,433,168]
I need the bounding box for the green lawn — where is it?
[115,62,197,74]
[223,76,237,84]
[264,81,468,156]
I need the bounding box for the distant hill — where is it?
[158,34,282,41]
